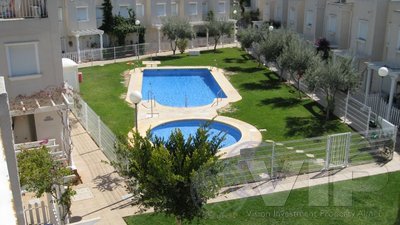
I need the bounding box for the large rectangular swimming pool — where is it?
[142,69,227,107]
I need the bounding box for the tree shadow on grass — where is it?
[225,66,265,73]
[303,101,326,120]
[259,97,302,108]
[223,58,248,64]
[152,55,185,62]
[240,71,282,91]
[394,193,400,225]
[284,116,343,138]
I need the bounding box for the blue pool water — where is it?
[151,120,242,149]
[142,69,227,107]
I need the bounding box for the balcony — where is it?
[0,0,47,20]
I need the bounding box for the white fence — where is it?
[62,37,236,64]
[71,95,117,162]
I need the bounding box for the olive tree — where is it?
[304,57,359,120]
[262,29,297,81]
[278,37,318,99]
[237,27,264,49]
[112,127,225,225]
[161,17,193,55]
[206,19,233,52]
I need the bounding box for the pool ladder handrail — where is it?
[147,90,156,117]
[212,89,224,107]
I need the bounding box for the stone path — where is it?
[69,115,139,225]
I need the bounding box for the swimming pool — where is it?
[151,119,242,149]
[142,69,227,107]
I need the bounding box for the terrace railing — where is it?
[0,0,47,19]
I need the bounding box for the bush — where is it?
[177,39,188,54]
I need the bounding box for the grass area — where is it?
[79,63,134,135]
[125,171,400,225]
[79,48,352,139]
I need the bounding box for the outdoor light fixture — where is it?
[130,91,142,133]
[269,25,274,32]
[135,19,140,26]
[376,66,389,119]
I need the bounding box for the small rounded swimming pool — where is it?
[151,120,242,148]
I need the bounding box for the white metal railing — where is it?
[353,92,400,127]
[62,37,236,64]
[0,0,47,19]
[71,95,117,162]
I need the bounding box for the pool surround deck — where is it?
[126,66,262,158]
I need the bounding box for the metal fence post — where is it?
[366,107,371,134]
[113,46,116,63]
[344,91,350,123]
[84,102,88,130]
[137,44,140,60]
[98,116,102,149]
[270,142,276,179]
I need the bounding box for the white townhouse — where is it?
[0,0,74,223]
[302,0,328,43]
[287,0,305,33]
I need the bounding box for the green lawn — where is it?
[79,63,134,135]
[125,171,400,225]
[79,48,351,140]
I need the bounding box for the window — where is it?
[76,6,88,22]
[96,7,103,27]
[188,2,198,16]
[357,20,368,41]
[202,2,208,15]
[58,7,63,21]
[289,7,295,25]
[136,4,144,17]
[306,11,313,27]
[397,30,400,50]
[327,14,337,34]
[276,7,282,20]
[171,2,178,16]
[265,3,270,17]
[156,3,166,17]
[6,42,40,78]
[217,1,225,14]
[119,5,130,18]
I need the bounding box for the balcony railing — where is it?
[0,0,47,19]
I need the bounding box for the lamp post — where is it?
[130,91,142,133]
[135,20,141,59]
[233,10,238,43]
[377,66,389,120]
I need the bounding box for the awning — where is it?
[70,29,104,37]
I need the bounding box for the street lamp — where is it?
[377,66,389,119]
[233,10,238,43]
[130,91,142,133]
[135,19,141,59]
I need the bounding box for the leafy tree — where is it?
[161,17,193,55]
[251,42,263,67]
[278,37,317,99]
[206,19,233,52]
[17,147,75,221]
[237,27,264,49]
[113,9,138,46]
[262,29,296,81]
[177,39,188,54]
[304,57,359,120]
[112,127,225,225]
